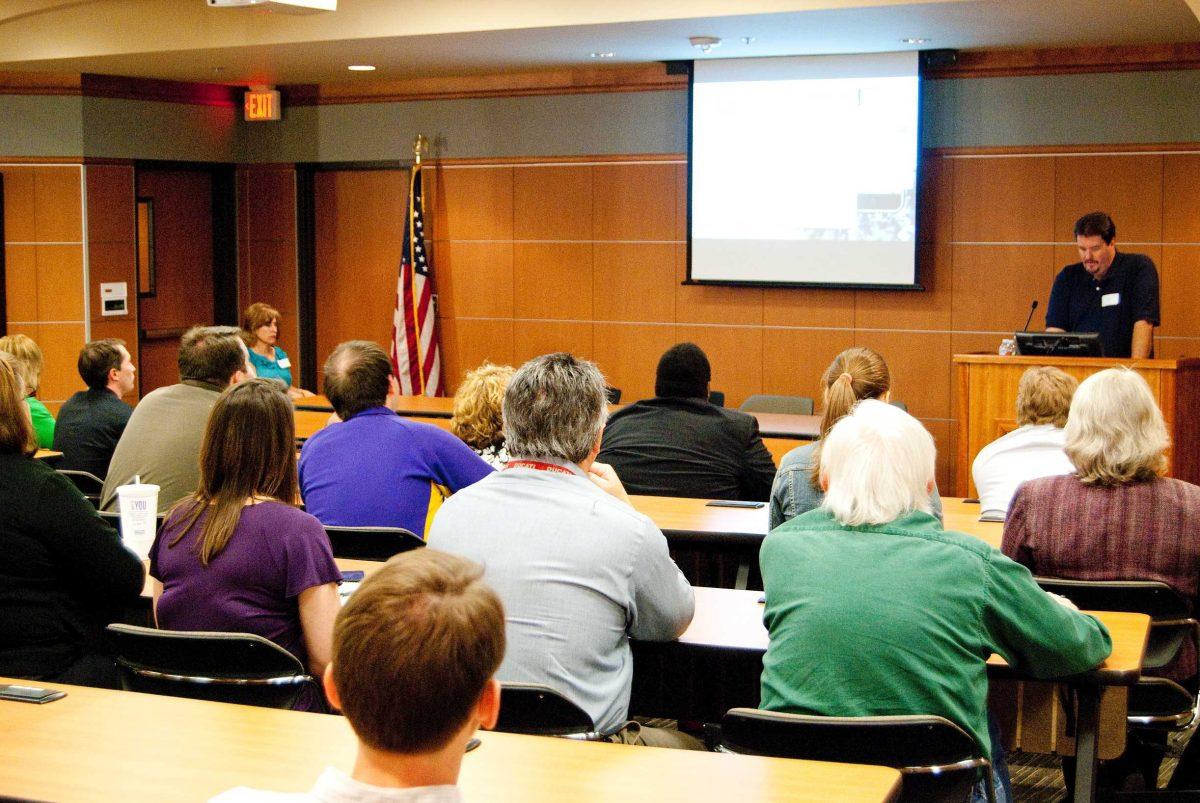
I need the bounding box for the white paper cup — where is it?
[116,482,160,559]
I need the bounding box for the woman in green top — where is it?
[242,302,313,400]
[0,333,54,448]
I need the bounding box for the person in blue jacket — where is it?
[242,302,314,399]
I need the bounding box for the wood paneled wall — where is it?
[306,149,1200,491]
[237,165,301,383]
[1,162,88,412]
[85,163,139,400]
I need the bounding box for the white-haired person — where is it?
[760,400,1112,803]
[1003,367,1200,791]
[972,366,1078,519]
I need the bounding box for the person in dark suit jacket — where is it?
[598,342,776,501]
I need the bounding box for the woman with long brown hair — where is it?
[768,347,943,528]
[149,378,340,710]
[0,352,143,687]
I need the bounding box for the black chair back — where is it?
[719,709,990,803]
[1035,578,1194,670]
[604,386,622,405]
[494,683,602,739]
[708,390,725,407]
[739,394,814,415]
[324,525,424,561]
[105,623,316,710]
[57,469,104,506]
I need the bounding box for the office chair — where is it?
[739,394,815,415]
[324,525,425,561]
[714,708,994,803]
[106,623,319,710]
[57,469,104,507]
[1036,578,1200,788]
[493,683,607,740]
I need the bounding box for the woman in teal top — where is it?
[0,334,55,448]
[242,302,313,399]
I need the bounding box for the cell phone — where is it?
[0,684,66,704]
[465,738,482,753]
[705,500,765,508]
[341,570,365,583]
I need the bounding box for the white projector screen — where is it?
[689,52,922,288]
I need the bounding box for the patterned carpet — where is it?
[1008,729,1192,801]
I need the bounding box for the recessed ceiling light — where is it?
[591,51,615,58]
[900,37,929,45]
[347,64,376,71]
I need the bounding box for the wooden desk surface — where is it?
[680,587,1149,683]
[630,495,769,541]
[296,396,820,440]
[0,680,901,803]
[34,448,62,462]
[941,497,1003,549]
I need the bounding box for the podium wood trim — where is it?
[953,354,1200,498]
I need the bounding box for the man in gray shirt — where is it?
[429,352,697,748]
[100,326,254,512]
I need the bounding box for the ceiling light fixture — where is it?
[900,37,929,45]
[689,36,721,54]
[591,51,615,58]
[347,64,376,71]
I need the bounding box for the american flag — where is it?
[390,161,442,396]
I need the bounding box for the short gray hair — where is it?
[1065,368,1169,485]
[503,353,607,464]
[820,399,935,526]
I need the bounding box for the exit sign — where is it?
[244,89,281,121]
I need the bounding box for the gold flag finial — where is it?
[413,134,427,164]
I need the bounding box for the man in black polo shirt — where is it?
[1045,211,1159,358]
[53,339,135,479]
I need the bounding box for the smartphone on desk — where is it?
[0,684,66,704]
[705,500,765,509]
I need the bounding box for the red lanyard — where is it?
[504,460,575,476]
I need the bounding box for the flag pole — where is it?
[413,133,427,165]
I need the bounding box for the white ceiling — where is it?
[0,0,1198,86]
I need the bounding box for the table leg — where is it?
[1072,684,1101,803]
[734,560,750,590]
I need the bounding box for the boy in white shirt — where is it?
[211,549,505,803]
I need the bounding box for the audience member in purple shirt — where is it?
[148,379,342,712]
[299,341,493,536]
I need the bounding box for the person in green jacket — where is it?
[0,333,54,448]
[760,399,1112,803]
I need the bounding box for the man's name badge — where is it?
[1101,293,1120,307]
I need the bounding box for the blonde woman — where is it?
[451,363,515,468]
[972,367,1078,519]
[1002,368,1200,789]
[769,347,942,529]
[0,334,54,448]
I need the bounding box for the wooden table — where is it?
[295,395,821,440]
[631,587,1149,803]
[0,679,902,803]
[34,448,62,464]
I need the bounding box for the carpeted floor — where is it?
[1008,729,1192,800]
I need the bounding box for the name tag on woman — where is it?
[1101,293,1120,307]
[278,357,292,368]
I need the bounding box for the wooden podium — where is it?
[953,354,1200,498]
